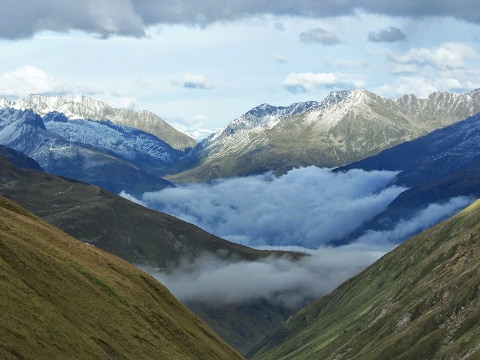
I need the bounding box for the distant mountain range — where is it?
[169,89,480,182]
[249,199,480,359]
[0,94,197,151]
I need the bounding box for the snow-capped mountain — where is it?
[43,111,181,172]
[0,108,172,195]
[0,94,197,151]
[171,89,480,182]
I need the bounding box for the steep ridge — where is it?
[0,152,277,268]
[330,112,480,245]
[337,112,480,187]
[169,90,480,182]
[0,94,197,151]
[0,107,173,195]
[0,196,243,360]
[249,199,480,360]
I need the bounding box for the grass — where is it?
[249,200,480,359]
[0,196,244,360]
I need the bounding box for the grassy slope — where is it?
[0,197,243,360]
[0,152,303,354]
[0,155,285,268]
[250,199,480,360]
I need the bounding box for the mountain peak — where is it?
[0,94,197,151]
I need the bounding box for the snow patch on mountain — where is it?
[0,94,197,151]
[43,112,177,163]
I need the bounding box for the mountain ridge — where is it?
[0,94,197,151]
[0,195,244,360]
[249,199,480,359]
[168,89,480,182]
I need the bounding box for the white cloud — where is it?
[125,167,407,248]
[353,197,474,245]
[179,73,212,90]
[145,244,388,307]
[272,52,289,63]
[385,42,478,71]
[142,196,473,308]
[0,66,69,97]
[299,28,341,45]
[282,72,366,94]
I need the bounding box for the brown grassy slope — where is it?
[0,154,288,268]
[249,199,480,360]
[0,196,244,360]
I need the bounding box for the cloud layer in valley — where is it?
[124,167,407,248]
[126,167,473,307]
[143,196,472,308]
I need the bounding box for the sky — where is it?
[2,2,480,139]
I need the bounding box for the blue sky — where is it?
[2,2,480,139]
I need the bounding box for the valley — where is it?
[1,89,480,358]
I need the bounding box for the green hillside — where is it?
[249,199,480,359]
[0,196,243,359]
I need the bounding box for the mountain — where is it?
[331,112,480,245]
[43,111,183,176]
[168,89,480,182]
[0,197,243,360]
[0,107,173,195]
[0,94,197,151]
[337,112,480,188]
[0,151,281,268]
[0,149,302,354]
[0,144,43,171]
[249,199,480,360]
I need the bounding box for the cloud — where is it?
[353,196,474,245]
[368,26,406,43]
[4,2,480,40]
[272,52,289,63]
[376,42,480,97]
[282,72,366,94]
[125,168,474,308]
[275,22,285,31]
[385,42,478,71]
[0,66,100,98]
[142,196,473,308]
[299,28,341,45]
[125,167,407,248]
[179,73,212,90]
[144,244,388,308]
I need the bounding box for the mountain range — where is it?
[169,89,480,182]
[4,88,480,358]
[0,108,176,195]
[0,94,197,151]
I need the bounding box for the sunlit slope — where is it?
[0,197,243,360]
[249,200,480,360]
